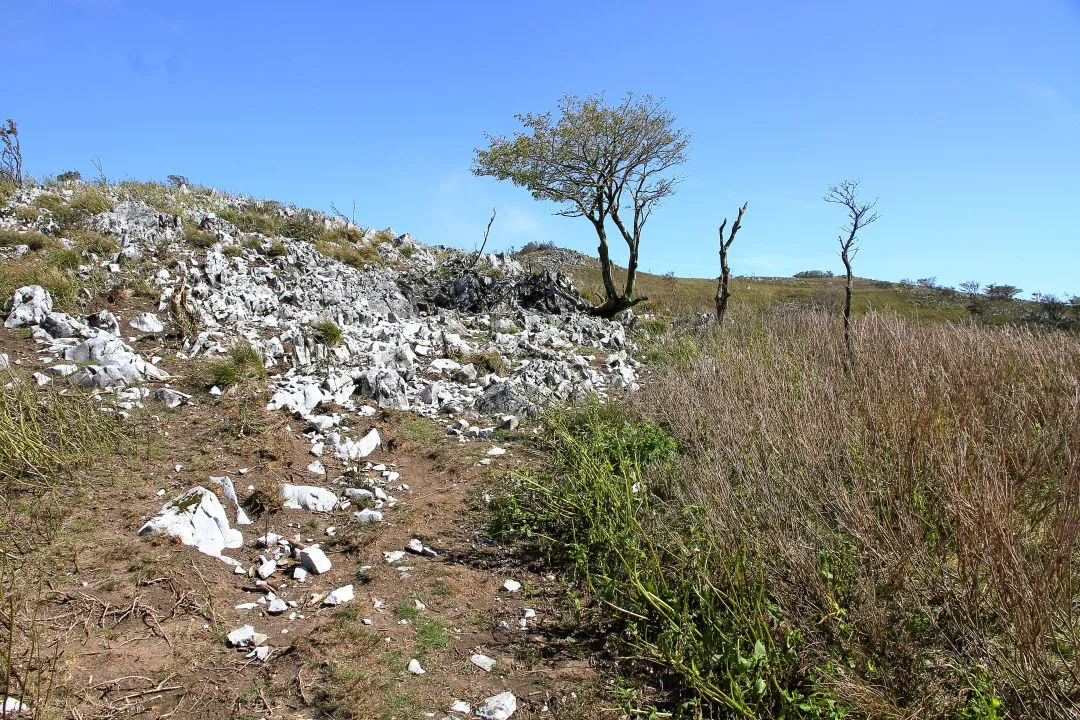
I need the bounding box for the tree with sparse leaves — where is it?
[473,93,689,318]
[824,179,879,354]
[0,119,23,187]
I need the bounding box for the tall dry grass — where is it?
[641,310,1080,716]
[496,308,1079,717]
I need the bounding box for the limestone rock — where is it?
[138,487,243,558]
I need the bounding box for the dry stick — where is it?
[714,202,748,325]
[467,206,497,269]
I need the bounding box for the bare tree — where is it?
[0,119,23,187]
[474,93,689,317]
[714,202,748,324]
[824,180,879,354]
[91,156,107,186]
[467,206,497,269]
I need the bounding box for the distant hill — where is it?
[514,243,1044,324]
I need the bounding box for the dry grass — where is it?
[498,309,1080,718]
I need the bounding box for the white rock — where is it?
[476,691,517,720]
[267,598,288,615]
[324,584,354,605]
[226,624,268,648]
[406,538,424,554]
[279,483,337,511]
[293,566,309,582]
[354,509,384,523]
[138,487,243,559]
[449,700,472,714]
[4,285,53,328]
[256,560,277,579]
[246,645,271,661]
[487,447,507,456]
[502,579,522,593]
[3,697,27,713]
[130,312,164,333]
[470,653,497,672]
[383,550,407,564]
[407,658,425,675]
[298,545,332,574]
[307,459,326,475]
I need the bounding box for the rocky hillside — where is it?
[0,179,642,719]
[1,179,638,436]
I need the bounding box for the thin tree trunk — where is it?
[842,249,853,356]
[715,243,731,323]
[623,239,639,299]
[714,203,746,325]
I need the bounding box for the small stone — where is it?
[256,560,277,579]
[470,653,496,672]
[234,602,258,610]
[324,584,354,606]
[406,538,424,554]
[267,598,288,615]
[383,550,407,564]
[293,567,309,582]
[407,658,425,675]
[449,700,472,714]
[307,459,325,475]
[130,312,165,333]
[209,386,223,396]
[487,447,507,456]
[502,579,522,593]
[476,691,517,720]
[298,545,332,574]
[226,625,268,648]
[354,508,384,523]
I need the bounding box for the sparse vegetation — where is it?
[310,318,343,347]
[202,341,267,388]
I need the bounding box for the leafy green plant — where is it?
[202,341,266,388]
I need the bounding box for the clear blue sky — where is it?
[8,0,1079,297]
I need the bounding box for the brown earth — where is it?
[1,325,617,720]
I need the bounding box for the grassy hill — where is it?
[515,244,1036,324]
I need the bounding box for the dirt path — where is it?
[25,379,605,720]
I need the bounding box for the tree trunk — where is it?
[841,248,853,356]
[715,243,731,324]
[594,221,621,306]
[623,238,639,299]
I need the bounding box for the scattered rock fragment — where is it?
[476,691,517,720]
[470,653,497,672]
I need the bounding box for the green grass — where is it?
[183,221,217,249]
[201,341,267,388]
[413,617,454,652]
[310,318,343,347]
[393,601,421,621]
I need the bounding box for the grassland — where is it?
[515,245,1040,324]
[495,307,1080,718]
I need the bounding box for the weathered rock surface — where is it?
[138,487,243,559]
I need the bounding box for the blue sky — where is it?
[8,0,1080,297]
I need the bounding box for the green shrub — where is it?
[310,318,343,347]
[267,240,288,258]
[0,228,55,252]
[202,341,266,388]
[56,171,82,183]
[183,221,217,249]
[458,348,507,375]
[0,179,16,205]
[281,212,325,242]
[218,205,284,236]
[0,261,80,309]
[71,230,118,258]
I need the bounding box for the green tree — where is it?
[473,93,689,317]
